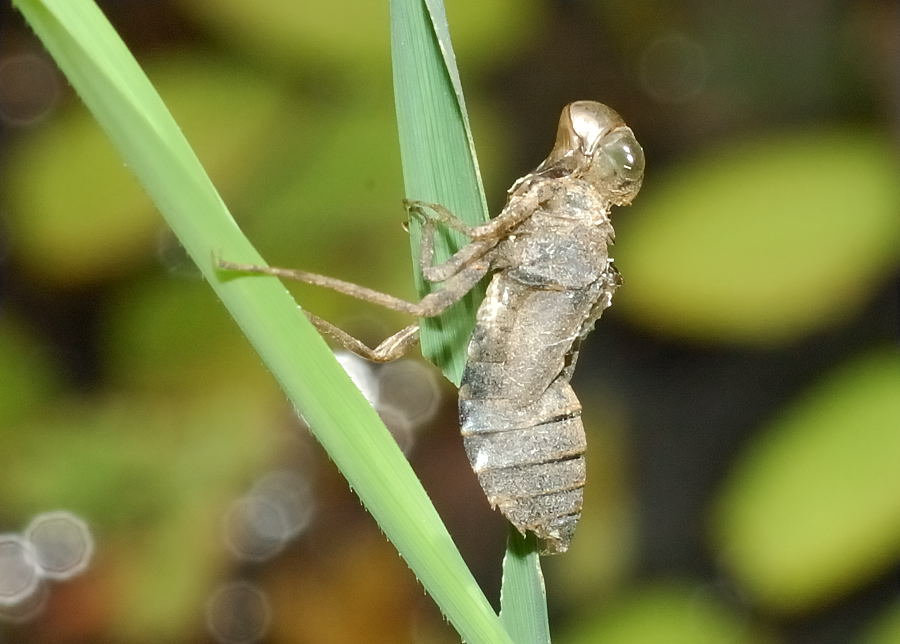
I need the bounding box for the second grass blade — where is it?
[501,529,552,644]
[391,1,551,641]
[391,0,488,387]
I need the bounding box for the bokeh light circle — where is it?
[24,511,94,580]
[0,534,40,607]
[206,581,271,644]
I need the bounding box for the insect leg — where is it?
[407,200,515,241]
[217,258,488,318]
[305,313,420,362]
[417,216,496,283]
[219,259,428,316]
[405,200,485,237]
[406,180,550,242]
[217,257,488,362]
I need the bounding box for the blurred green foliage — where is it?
[0,385,281,639]
[4,56,289,284]
[175,0,539,76]
[0,316,61,424]
[2,0,899,642]
[863,598,900,644]
[561,581,768,644]
[103,274,268,393]
[713,350,900,612]
[616,130,900,344]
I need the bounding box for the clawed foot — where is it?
[402,198,478,239]
[402,198,442,228]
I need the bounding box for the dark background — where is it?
[1,1,898,642]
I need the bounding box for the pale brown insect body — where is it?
[219,102,644,555]
[459,180,621,554]
[457,104,643,553]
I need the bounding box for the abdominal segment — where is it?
[459,375,586,554]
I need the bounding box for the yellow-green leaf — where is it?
[712,350,900,611]
[616,129,900,344]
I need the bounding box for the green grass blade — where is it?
[501,528,552,643]
[13,1,511,641]
[421,0,485,179]
[393,0,550,637]
[391,0,489,386]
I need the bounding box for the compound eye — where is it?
[601,129,645,183]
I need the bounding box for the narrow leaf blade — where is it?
[393,1,550,639]
[501,528,552,644]
[391,0,488,386]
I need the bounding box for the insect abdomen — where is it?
[460,376,586,554]
[459,275,596,554]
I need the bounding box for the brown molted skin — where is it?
[458,101,642,554]
[225,102,644,555]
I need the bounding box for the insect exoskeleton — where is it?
[216,101,643,556]
[457,101,643,554]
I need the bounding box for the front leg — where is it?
[416,216,497,283]
[405,187,548,284]
[405,180,550,242]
